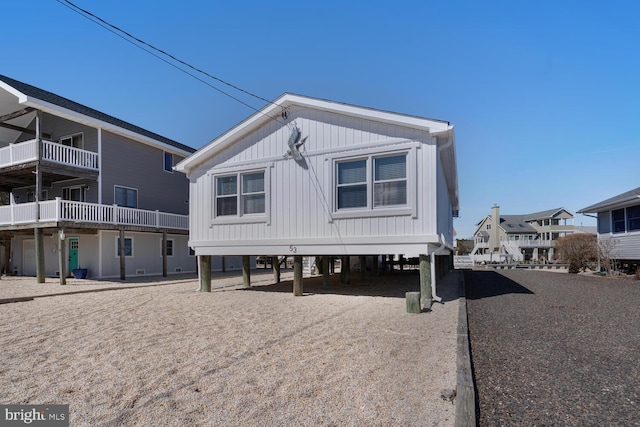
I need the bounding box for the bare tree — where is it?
[555,233,598,273]
[597,236,619,276]
[0,191,8,205]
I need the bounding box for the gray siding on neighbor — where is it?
[598,211,611,234]
[100,131,189,215]
[16,113,99,152]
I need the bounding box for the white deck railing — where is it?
[0,198,188,230]
[0,139,98,171]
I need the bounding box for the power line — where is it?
[54,0,284,123]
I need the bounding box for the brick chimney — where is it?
[491,205,500,252]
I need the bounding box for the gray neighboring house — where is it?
[579,187,640,271]
[471,205,577,263]
[0,75,196,279]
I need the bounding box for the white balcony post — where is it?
[55,197,61,221]
[156,210,160,227]
[113,204,118,225]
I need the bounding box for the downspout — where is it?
[430,234,450,303]
[431,128,454,303]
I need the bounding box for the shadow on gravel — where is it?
[464,270,534,300]
[241,270,460,300]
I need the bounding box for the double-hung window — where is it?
[215,170,266,218]
[612,208,625,233]
[163,152,173,173]
[626,205,640,232]
[115,186,138,208]
[335,153,408,213]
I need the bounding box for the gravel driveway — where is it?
[464,269,640,426]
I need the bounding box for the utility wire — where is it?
[55,0,284,123]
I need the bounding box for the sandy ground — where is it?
[0,270,459,426]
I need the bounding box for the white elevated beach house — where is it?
[471,205,577,263]
[176,94,459,305]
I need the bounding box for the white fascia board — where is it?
[0,81,28,102]
[21,97,192,157]
[176,93,453,174]
[580,195,640,213]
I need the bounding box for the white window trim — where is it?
[60,132,84,149]
[62,185,86,202]
[329,146,416,221]
[114,185,138,208]
[210,166,271,225]
[115,236,134,258]
[163,151,174,174]
[161,239,174,257]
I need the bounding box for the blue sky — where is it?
[4,1,639,238]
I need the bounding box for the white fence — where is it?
[0,199,188,230]
[0,139,98,170]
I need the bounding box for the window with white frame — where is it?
[63,186,85,202]
[116,237,133,257]
[161,239,174,257]
[163,152,173,173]
[612,208,625,233]
[115,186,138,208]
[215,171,265,217]
[335,153,407,211]
[626,205,640,232]
[60,133,83,149]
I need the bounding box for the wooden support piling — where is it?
[161,231,168,278]
[322,256,330,290]
[58,230,66,285]
[359,255,366,281]
[419,254,432,311]
[273,256,281,283]
[119,228,126,280]
[242,255,251,287]
[35,228,45,283]
[293,255,303,296]
[341,256,351,284]
[373,255,379,276]
[199,255,211,292]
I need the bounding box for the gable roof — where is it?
[176,93,453,171]
[176,93,458,209]
[523,208,574,221]
[579,187,640,213]
[0,74,194,156]
[499,215,538,233]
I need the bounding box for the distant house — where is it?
[0,75,195,279]
[578,187,640,269]
[471,205,577,263]
[176,93,459,297]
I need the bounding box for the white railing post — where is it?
[55,197,61,221]
[113,204,118,225]
[156,210,160,227]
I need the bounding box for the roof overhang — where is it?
[579,195,640,213]
[0,79,193,157]
[176,93,453,174]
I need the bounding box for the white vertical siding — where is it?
[188,107,447,255]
